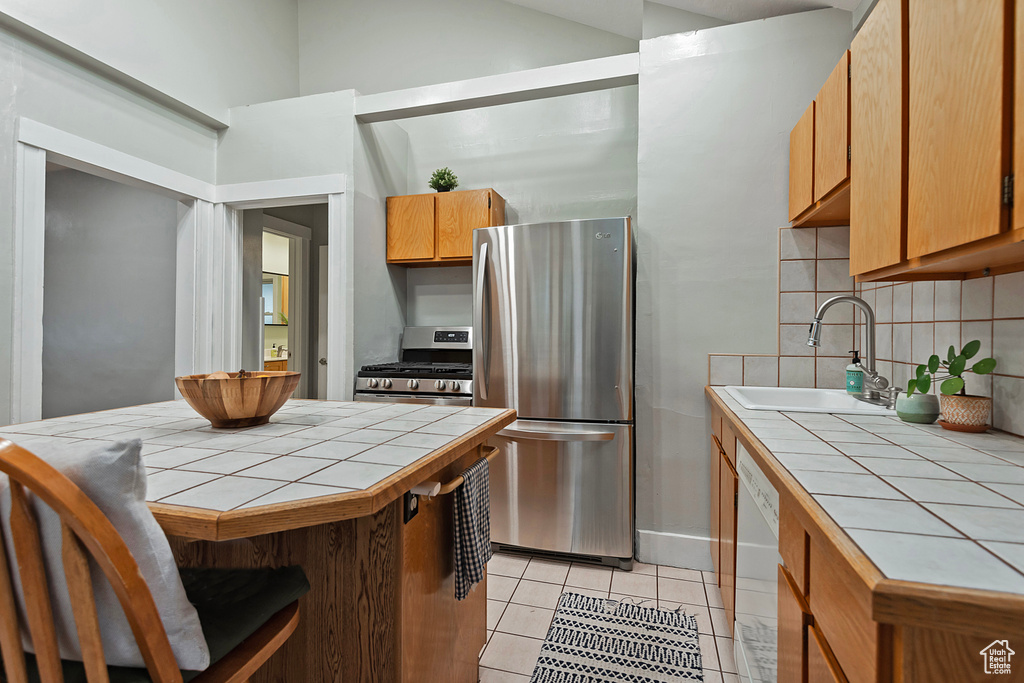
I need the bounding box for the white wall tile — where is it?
[877,361,894,385]
[815,357,848,389]
[779,357,815,388]
[912,281,935,322]
[994,271,1024,319]
[934,280,962,321]
[893,323,912,364]
[780,228,816,260]
[892,283,912,323]
[743,356,779,387]
[994,376,1024,436]
[934,322,961,364]
[816,259,854,292]
[962,321,994,362]
[709,355,743,386]
[780,260,816,292]
[817,293,856,323]
[876,323,893,361]
[962,278,994,320]
[993,319,1024,377]
[911,323,934,366]
[817,226,850,259]
[817,324,854,357]
[780,325,815,356]
[780,292,816,323]
[875,285,893,324]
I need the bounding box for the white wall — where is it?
[642,2,729,39]
[0,27,222,425]
[406,267,473,327]
[297,0,638,96]
[635,9,853,567]
[0,0,298,119]
[216,91,354,184]
[352,121,411,367]
[42,169,178,418]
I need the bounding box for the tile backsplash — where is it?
[708,226,1024,437]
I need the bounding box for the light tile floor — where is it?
[480,552,739,682]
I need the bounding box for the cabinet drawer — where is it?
[808,536,877,683]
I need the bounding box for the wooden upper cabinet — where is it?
[907,0,1010,258]
[850,0,906,276]
[387,194,435,261]
[790,102,816,221]
[815,51,851,202]
[387,189,505,265]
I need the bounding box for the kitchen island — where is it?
[706,386,1024,683]
[1,399,515,683]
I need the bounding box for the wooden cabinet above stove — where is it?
[387,189,506,266]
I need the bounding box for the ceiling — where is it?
[502,0,860,40]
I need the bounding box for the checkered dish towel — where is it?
[454,457,493,600]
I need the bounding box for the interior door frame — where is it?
[10,117,351,423]
[262,214,311,399]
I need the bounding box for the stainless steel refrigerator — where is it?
[473,217,634,568]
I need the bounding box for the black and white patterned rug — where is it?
[530,592,704,682]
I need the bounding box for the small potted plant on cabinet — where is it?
[904,340,997,431]
[428,167,459,192]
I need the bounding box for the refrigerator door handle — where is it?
[475,241,490,400]
[498,425,616,442]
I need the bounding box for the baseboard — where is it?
[635,529,714,571]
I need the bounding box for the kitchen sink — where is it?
[724,386,896,416]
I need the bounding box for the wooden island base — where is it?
[169,446,488,683]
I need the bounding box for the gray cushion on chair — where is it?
[0,439,210,670]
[3,565,310,683]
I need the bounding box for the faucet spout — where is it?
[807,295,889,404]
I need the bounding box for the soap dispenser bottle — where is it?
[846,350,863,394]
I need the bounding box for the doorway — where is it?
[41,165,179,418]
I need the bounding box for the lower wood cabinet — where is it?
[778,565,811,683]
[710,437,721,577]
[719,452,738,628]
[263,359,288,371]
[809,623,850,683]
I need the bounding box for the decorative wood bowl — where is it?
[175,371,301,428]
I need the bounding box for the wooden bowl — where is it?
[175,371,301,428]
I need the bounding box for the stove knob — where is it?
[435,380,447,391]
[382,378,392,389]
[408,379,419,390]
[367,378,379,388]
[450,381,461,392]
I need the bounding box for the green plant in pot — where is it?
[428,167,459,192]
[904,340,997,431]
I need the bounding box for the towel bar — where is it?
[410,446,500,498]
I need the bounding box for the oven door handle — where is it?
[475,241,490,400]
[497,425,615,442]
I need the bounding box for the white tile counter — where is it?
[0,399,509,513]
[712,387,1024,594]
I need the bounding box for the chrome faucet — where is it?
[807,295,894,406]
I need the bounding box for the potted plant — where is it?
[905,340,997,431]
[428,167,459,192]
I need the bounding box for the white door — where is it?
[317,245,329,399]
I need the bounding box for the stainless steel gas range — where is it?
[353,326,474,406]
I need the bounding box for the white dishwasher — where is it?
[733,443,782,683]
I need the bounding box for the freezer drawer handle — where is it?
[498,426,615,442]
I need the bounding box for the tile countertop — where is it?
[711,387,1024,595]
[0,399,508,514]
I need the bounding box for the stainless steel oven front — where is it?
[353,393,472,407]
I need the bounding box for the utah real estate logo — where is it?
[981,640,1014,675]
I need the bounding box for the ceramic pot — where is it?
[939,393,992,429]
[895,393,940,424]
